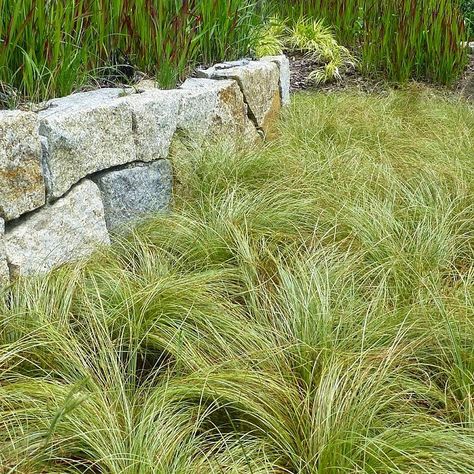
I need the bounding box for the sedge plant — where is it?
[254,16,355,84]
[1,88,474,472]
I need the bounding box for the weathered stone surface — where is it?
[197,60,281,134]
[0,218,9,285]
[178,78,260,145]
[115,90,181,162]
[0,110,45,220]
[94,160,172,232]
[0,57,288,279]
[38,88,136,199]
[135,79,159,90]
[5,179,110,277]
[213,59,251,69]
[262,55,291,106]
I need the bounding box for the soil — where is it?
[289,53,389,95]
[457,53,474,100]
[289,51,474,101]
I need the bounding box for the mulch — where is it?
[289,51,474,101]
[289,53,388,95]
[456,54,474,100]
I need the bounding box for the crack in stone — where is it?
[38,134,54,202]
[200,73,263,136]
[227,76,263,136]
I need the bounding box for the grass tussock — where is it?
[1,89,474,472]
[254,17,355,84]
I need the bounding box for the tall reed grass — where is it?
[0,0,259,104]
[363,0,468,84]
[0,0,468,104]
[1,88,474,472]
[269,0,468,84]
[461,0,474,37]
[268,0,362,44]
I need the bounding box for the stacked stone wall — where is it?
[0,56,290,281]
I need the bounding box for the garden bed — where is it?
[2,87,474,473]
[290,50,474,101]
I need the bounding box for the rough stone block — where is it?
[0,110,45,220]
[5,179,110,277]
[135,79,159,90]
[197,60,281,135]
[94,160,172,232]
[115,89,181,162]
[262,55,291,106]
[0,218,9,285]
[38,88,136,199]
[178,78,260,145]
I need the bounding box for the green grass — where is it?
[461,0,474,37]
[0,0,470,107]
[267,0,362,44]
[254,17,355,84]
[362,0,468,84]
[2,88,474,472]
[0,0,260,106]
[268,0,468,84]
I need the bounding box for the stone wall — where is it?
[0,55,290,282]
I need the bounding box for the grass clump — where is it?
[254,17,355,84]
[362,0,468,84]
[1,89,474,472]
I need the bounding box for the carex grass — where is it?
[2,88,474,472]
[0,0,259,106]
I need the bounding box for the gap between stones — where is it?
[206,74,264,136]
[4,155,169,235]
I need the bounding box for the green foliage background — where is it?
[461,0,474,35]
[268,0,468,84]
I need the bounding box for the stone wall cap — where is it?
[38,88,135,119]
[180,77,237,91]
[197,59,277,79]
